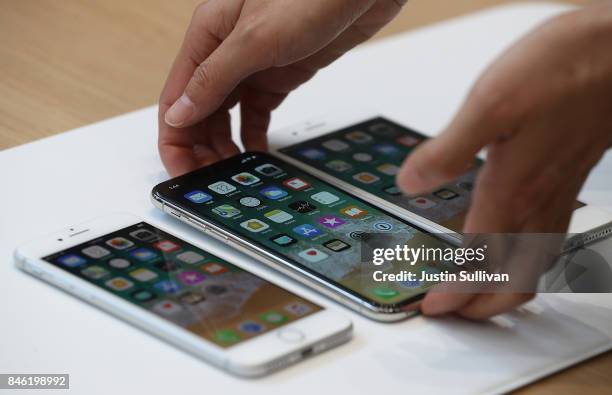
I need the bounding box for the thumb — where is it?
[164,32,270,128]
[396,96,504,194]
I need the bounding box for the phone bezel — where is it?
[151,152,457,319]
[14,213,353,377]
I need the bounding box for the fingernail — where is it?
[165,94,194,127]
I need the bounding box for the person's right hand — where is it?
[159,0,406,176]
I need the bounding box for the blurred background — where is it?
[0,0,586,150]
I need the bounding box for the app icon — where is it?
[408,197,437,209]
[239,196,261,208]
[322,139,350,152]
[325,160,352,173]
[81,265,109,280]
[311,191,339,205]
[264,209,293,223]
[345,130,373,143]
[108,258,131,269]
[260,311,288,324]
[376,163,400,176]
[153,240,180,252]
[270,234,297,246]
[397,135,420,147]
[298,248,329,262]
[373,143,399,155]
[373,221,393,232]
[352,152,373,162]
[129,268,158,282]
[201,262,228,275]
[260,186,288,200]
[383,185,402,196]
[231,172,261,186]
[153,299,182,315]
[434,189,459,200]
[178,271,205,286]
[255,163,283,177]
[340,205,368,218]
[292,224,322,238]
[353,172,380,184]
[81,245,111,259]
[288,200,317,213]
[208,181,237,195]
[105,237,134,250]
[155,260,179,272]
[184,190,213,204]
[283,177,311,191]
[284,302,312,316]
[369,123,397,137]
[205,284,228,295]
[299,148,326,160]
[240,219,270,233]
[239,321,265,334]
[348,231,367,240]
[57,254,86,267]
[129,229,159,242]
[105,277,134,291]
[131,289,156,302]
[176,251,205,264]
[323,239,351,252]
[318,215,346,228]
[154,280,182,294]
[373,287,399,299]
[212,204,241,218]
[179,292,206,305]
[214,329,241,343]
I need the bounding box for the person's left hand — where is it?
[396,4,612,319]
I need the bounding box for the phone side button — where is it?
[208,229,229,242]
[276,328,305,343]
[164,205,182,219]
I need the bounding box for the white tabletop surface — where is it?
[2,3,612,394]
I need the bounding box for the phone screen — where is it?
[154,152,455,309]
[279,117,480,232]
[43,222,321,348]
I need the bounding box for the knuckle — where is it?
[236,15,269,45]
[193,1,212,19]
[189,62,214,93]
[468,76,519,124]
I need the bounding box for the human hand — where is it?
[159,0,406,176]
[397,4,612,318]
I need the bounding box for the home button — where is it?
[277,328,305,343]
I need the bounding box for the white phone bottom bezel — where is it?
[13,213,353,377]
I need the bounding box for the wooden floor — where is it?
[2,0,611,393]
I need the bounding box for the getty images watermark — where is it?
[370,244,507,283]
[359,232,612,293]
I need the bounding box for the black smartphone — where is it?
[152,152,456,321]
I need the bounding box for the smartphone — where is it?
[14,213,352,377]
[152,152,457,321]
[269,113,612,234]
